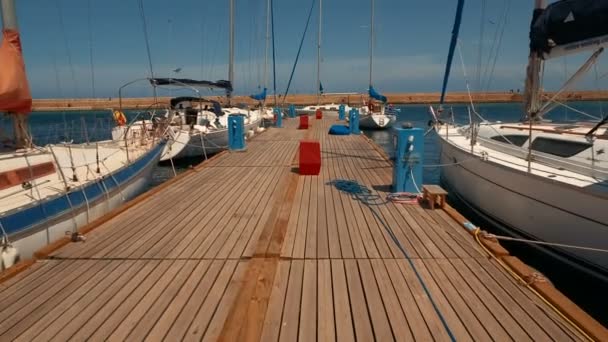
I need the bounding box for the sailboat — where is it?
[357,0,396,129]
[296,0,353,116]
[0,0,165,262]
[156,0,262,162]
[432,0,608,282]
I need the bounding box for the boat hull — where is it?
[358,114,396,129]
[3,142,165,260]
[161,120,261,161]
[437,135,608,280]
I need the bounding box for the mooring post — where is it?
[274,107,283,128]
[349,109,360,134]
[338,104,345,120]
[393,123,423,193]
[228,114,246,151]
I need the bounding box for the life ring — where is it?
[113,110,127,126]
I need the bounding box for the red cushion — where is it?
[299,140,321,175]
[299,115,309,129]
[315,109,323,119]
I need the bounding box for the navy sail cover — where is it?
[530,0,608,56]
[368,86,387,103]
[149,78,233,91]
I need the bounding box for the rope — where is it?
[281,0,316,106]
[484,233,608,254]
[472,228,594,341]
[87,0,96,98]
[55,0,79,97]
[329,180,456,341]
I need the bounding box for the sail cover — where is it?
[368,86,387,103]
[149,78,233,92]
[0,30,31,113]
[249,87,267,101]
[530,0,608,59]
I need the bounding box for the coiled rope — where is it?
[329,179,456,341]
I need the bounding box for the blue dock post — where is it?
[228,114,246,151]
[288,104,296,118]
[393,124,423,193]
[349,109,360,134]
[338,104,345,120]
[274,107,283,128]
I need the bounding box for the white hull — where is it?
[437,135,608,279]
[358,114,396,129]
[161,119,261,161]
[4,142,164,260]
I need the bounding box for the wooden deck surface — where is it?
[0,115,590,341]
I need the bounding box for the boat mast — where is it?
[316,0,322,105]
[263,0,270,107]
[439,0,465,107]
[1,0,30,148]
[522,0,546,121]
[368,0,374,90]
[228,0,234,106]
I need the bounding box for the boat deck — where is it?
[0,115,599,341]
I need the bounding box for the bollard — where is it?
[228,114,246,151]
[274,107,283,128]
[349,109,360,134]
[299,115,309,129]
[289,104,296,118]
[392,124,423,193]
[338,104,345,120]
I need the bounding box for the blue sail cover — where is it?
[368,85,387,103]
[250,87,267,101]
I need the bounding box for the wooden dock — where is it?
[0,114,605,341]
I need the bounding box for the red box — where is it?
[315,109,323,119]
[299,140,321,175]
[299,115,309,129]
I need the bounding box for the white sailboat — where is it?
[432,0,608,281]
[358,0,396,130]
[155,0,263,162]
[0,0,165,262]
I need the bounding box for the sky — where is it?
[3,0,608,98]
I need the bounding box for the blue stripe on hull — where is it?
[0,142,165,236]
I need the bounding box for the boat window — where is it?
[490,135,528,147]
[531,137,592,157]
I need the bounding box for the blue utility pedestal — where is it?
[338,104,345,120]
[349,109,360,134]
[274,107,283,128]
[228,114,246,151]
[288,104,296,118]
[393,125,423,193]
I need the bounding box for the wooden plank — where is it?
[203,261,250,341]
[0,260,110,340]
[317,259,335,341]
[316,167,330,259]
[383,259,436,341]
[292,177,311,259]
[63,260,173,341]
[280,175,305,258]
[108,260,199,341]
[160,260,226,340]
[297,260,317,341]
[143,260,212,340]
[398,259,474,341]
[343,259,374,341]
[260,260,291,342]
[368,259,414,341]
[304,174,319,259]
[278,260,304,342]
[357,259,395,341]
[183,260,240,341]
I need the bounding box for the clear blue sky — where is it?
[4,0,607,98]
